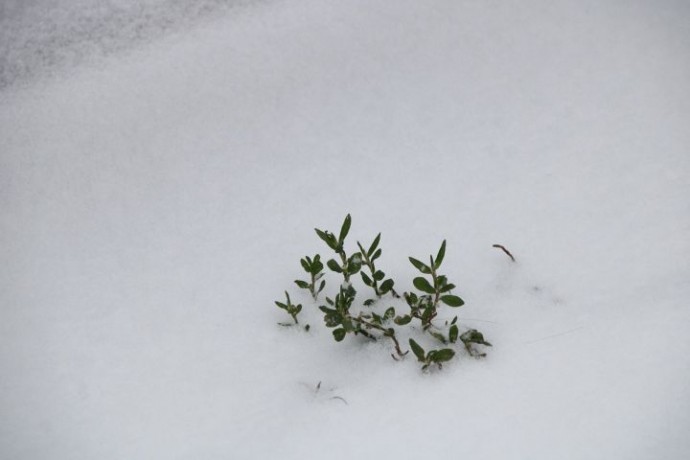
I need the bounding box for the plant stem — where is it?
[360,249,381,296]
[339,251,349,283]
[429,255,440,310]
[309,272,317,300]
[353,315,406,357]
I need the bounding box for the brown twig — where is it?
[329,396,349,405]
[492,244,516,262]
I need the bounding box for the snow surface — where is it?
[1,0,689,458]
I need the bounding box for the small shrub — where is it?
[274,214,491,371]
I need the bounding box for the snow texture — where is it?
[1,0,689,459]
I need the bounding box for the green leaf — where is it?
[294,304,302,314]
[320,306,342,327]
[294,280,310,289]
[360,272,373,287]
[338,214,352,245]
[315,228,338,250]
[394,315,412,326]
[312,260,324,274]
[409,257,431,274]
[341,317,355,332]
[430,331,447,344]
[343,283,357,299]
[275,301,288,310]
[421,304,434,321]
[450,316,458,325]
[333,328,347,342]
[379,279,394,294]
[300,258,311,272]
[440,295,464,307]
[430,348,455,363]
[384,307,395,320]
[356,242,367,259]
[368,233,381,257]
[435,240,446,269]
[460,329,492,346]
[439,283,456,293]
[413,277,435,294]
[363,298,376,306]
[373,270,385,281]
[449,324,459,343]
[324,314,341,328]
[318,280,326,294]
[327,259,343,273]
[371,248,382,261]
[409,339,426,362]
[347,253,362,275]
[404,292,418,306]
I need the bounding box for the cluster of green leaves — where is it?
[320,285,358,342]
[274,214,491,371]
[295,255,326,300]
[357,234,398,305]
[459,329,493,358]
[318,284,403,356]
[397,240,464,331]
[315,214,362,283]
[409,338,455,371]
[275,291,306,329]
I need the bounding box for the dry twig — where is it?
[492,244,516,262]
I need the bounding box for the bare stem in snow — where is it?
[492,244,516,262]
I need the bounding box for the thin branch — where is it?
[329,396,349,405]
[492,244,516,262]
[353,315,407,358]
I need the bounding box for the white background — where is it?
[1,1,689,458]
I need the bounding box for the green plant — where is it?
[357,233,399,305]
[315,214,363,284]
[402,240,465,328]
[459,329,493,357]
[295,254,326,300]
[275,291,303,326]
[409,338,455,371]
[274,214,492,371]
[319,284,406,358]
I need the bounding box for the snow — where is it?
[1,0,689,458]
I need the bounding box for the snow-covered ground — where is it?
[0,0,257,89]
[1,0,689,458]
